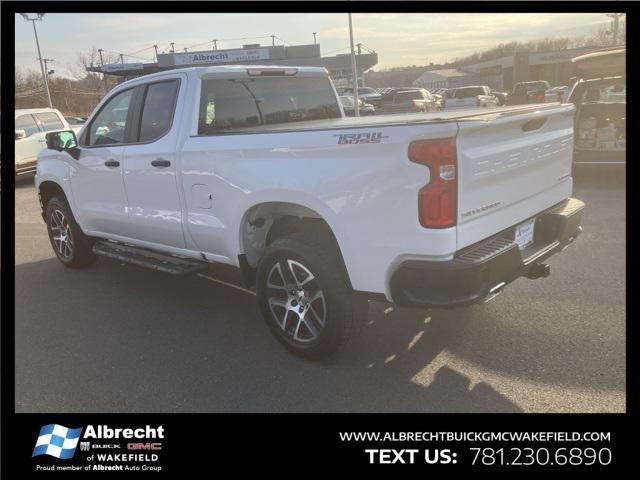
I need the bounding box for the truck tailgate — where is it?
[455,104,575,250]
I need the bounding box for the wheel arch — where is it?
[237,200,353,289]
[38,180,68,216]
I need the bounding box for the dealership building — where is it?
[413,46,602,91]
[87,43,378,88]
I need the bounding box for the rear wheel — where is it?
[45,196,96,268]
[256,231,366,359]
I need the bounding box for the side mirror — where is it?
[45,130,80,160]
[15,129,26,140]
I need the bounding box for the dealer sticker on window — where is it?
[514,218,535,250]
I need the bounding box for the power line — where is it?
[324,46,351,55]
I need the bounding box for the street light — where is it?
[20,13,53,108]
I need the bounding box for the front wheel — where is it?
[256,232,367,359]
[45,196,96,268]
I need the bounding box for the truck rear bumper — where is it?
[389,197,584,309]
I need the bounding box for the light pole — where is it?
[20,13,52,108]
[348,13,359,116]
[313,32,317,44]
[43,58,54,84]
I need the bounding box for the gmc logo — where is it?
[127,443,162,451]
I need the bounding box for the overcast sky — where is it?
[15,13,613,77]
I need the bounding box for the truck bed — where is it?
[199,103,565,135]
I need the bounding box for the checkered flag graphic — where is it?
[32,424,83,459]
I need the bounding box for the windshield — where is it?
[526,82,549,92]
[395,91,422,101]
[454,87,486,98]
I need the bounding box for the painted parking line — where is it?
[197,273,256,296]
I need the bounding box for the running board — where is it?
[92,241,209,276]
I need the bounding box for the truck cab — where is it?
[508,80,551,105]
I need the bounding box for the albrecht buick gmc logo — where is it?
[33,425,164,459]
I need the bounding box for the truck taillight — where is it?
[536,91,545,102]
[408,139,457,228]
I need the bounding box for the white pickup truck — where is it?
[444,85,499,110]
[36,65,584,358]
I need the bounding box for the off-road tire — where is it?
[256,230,367,359]
[44,196,96,268]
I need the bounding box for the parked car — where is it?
[507,80,551,105]
[443,85,499,110]
[15,108,72,175]
[491,90,508,106]
[340,87,382,106]
[431,93,444,110]
[339,96,375,116]
[569,48,625,165]
[377,88,439,114]
[36,65,583,359]
[545,86,569,103]
[64,116,87,134]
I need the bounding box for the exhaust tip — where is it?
[484,282,506,303]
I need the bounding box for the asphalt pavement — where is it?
[14,167,625,413]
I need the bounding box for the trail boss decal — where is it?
[334,132,388,144]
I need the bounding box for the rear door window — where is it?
[138,80,180,142]
[35,112,65,131]
[15,114,41,137]
[198,76,341,133]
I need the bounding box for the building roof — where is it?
[86,43,377,78]
[413,68,476,85]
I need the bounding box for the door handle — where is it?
[104,159,120,167]
[151,159,171,167]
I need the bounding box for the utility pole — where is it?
[356,43,362,55]
[170,42,175,53]
[271,35,276,46]
[119,53,124,64]
[98,48,108,95]
[20,13,52,108]
[348,13,359,117]
[213,39,218,50]
[313,32,317,44]
[153,44,159,62]
[605,13,622,46]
